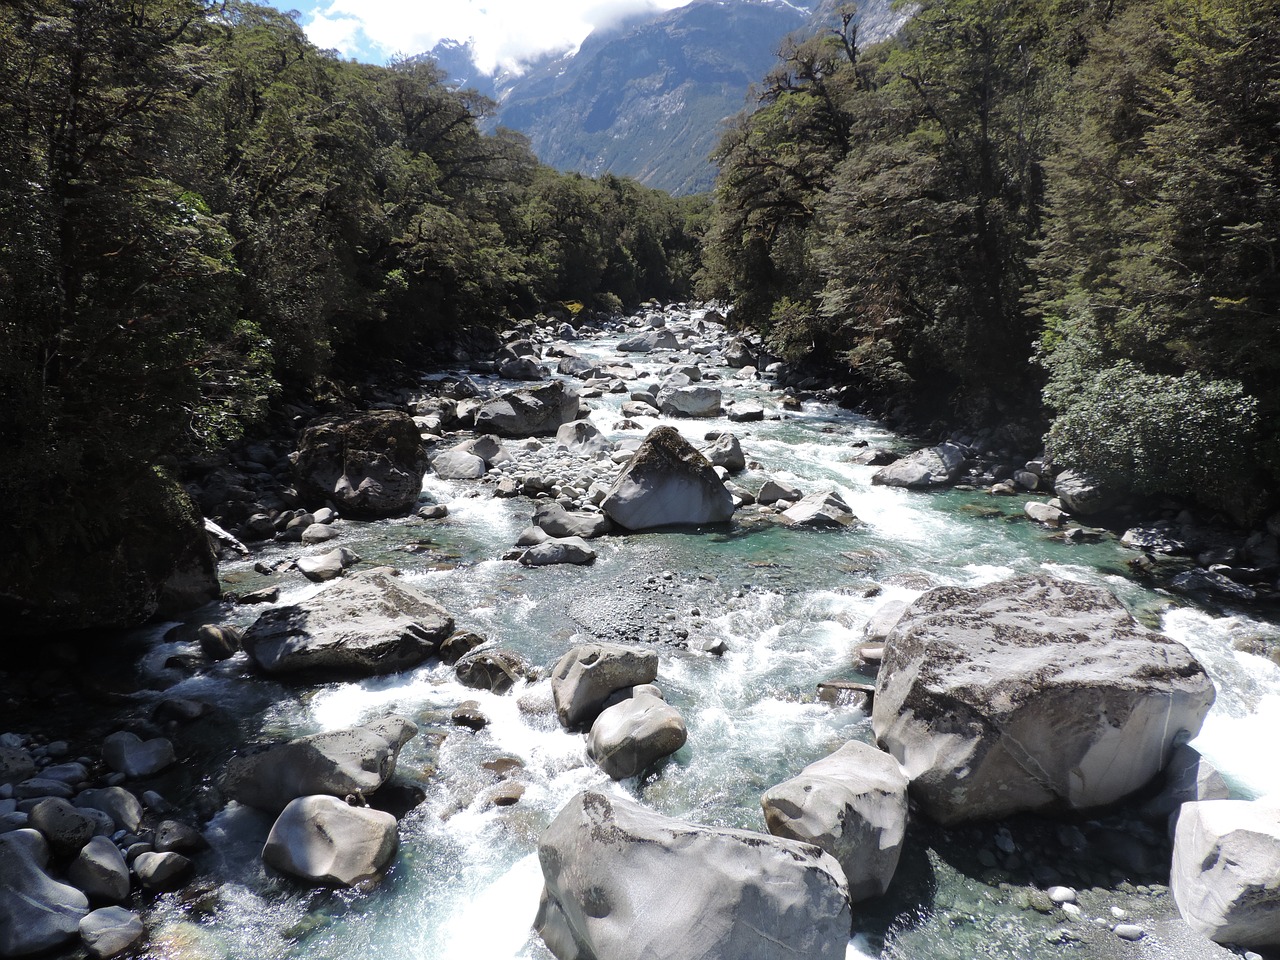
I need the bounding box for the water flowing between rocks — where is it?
[129,324,1280,960]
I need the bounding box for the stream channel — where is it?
[121,319,1280,960]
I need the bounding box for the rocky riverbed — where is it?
[3,303,1280,960]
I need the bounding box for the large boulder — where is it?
[780,491,858,529]
[533,503,613,540]
[1171,799,1280,949]
[551,643,659,731]
[535,792,851,960]
[617,329,679,353]
[1053,468,1125,516]
[294,411,428,518]
[241,572,453,676]
[430,446,487,480]
[263,795,398,888]
[702,433,746,473]
[556,419,612,456]
[222,715,417,813]
[871,444,967,489]
[586,693,687,780]
[762,741,908,902]
[872,576,1215,824]
[0,829,90,957]
[473,381,580,437]
[601,427,734,530]
[658,382,722,418]
[518,537,597,566]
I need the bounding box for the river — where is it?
[129,316,1280,960]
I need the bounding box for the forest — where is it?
[702,0,1280,523]
[0,0,706,629]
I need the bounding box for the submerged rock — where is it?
[1171,799,1280,950]
[762,741,908,902]
[535,791,851,960]
[601,427,734,530]
[263,795,398,888]
[241,572,453,676]
[294,411,428,518]
[872,575,1215,823]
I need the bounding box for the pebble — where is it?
[1048,886,1077,904]
[1114,924,1145,941]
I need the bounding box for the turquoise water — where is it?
[135,333,1279,960]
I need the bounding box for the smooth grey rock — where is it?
[1054,469,1124,516]
[533,503,613,540]
[154,820,207,854]
[295,546,359,583]
[1171,799,1280,949]
[0,829,89,956]
[871,444,967,489]
[102,731,176,779]
[781,491,858,529]
[455,648,530,694]
[300,522,338,544]
[75,788,143,833]
[586,694,687,780]
[702,433,745,473]
[473,381,580,437]
[1025,501,1065,526]
[727,404,765,423]
[67,836,130,903]
[431,447,487,480]
[535,791,850,960]
[555,419,612,455]
[1141,744,1231,824]
[872,576,1216,823]
[551,644,659,731]
[519,537,597,566]
[864,600,908,643]
[0,747,36,786]
[197,624,242,660]
[602,427,733,530]
[29,797,97,855]
[762,741,908,902]
[241,572,453,676]
[617,329,679,353]
[658,383,722,418]
[263,795,398,887]
[132,850,191,891]
[79,906,144,959]
[222,715,417,813]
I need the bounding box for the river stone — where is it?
[551,643,660,731]
[602,427,734,530]
[295,546,359,583]
[617,328,679,353]
[781,491,858,529]
[102,731,176,779]
[473,381,580,437]
[0,746,35,786]
[519,537,597,566]
[1024,501,1064,526]
[702,433,746,473]
[455,648,530,694]
[0,829,90,956]
[659,383,722,418]
[439,630,486,665]
[586,694,687,780]
[872,575,1216,824]
[1140,744,1231,825]
[293,410,428,518]
[533,502,613,540]
[556,419,612,455]
[758,477,803,504]
[1171,799,1280,949]
[263,795,398,888]
[197,624,242,660]
[431,446,487,480]
[300,522,337,544]
[67,836,130,903]
[79,906,144,959]
[498,356,544,380]
[1053,469,1125,516]
[535,791,851,960]
[241,572,453,676]
[871,444,967,489]
[761,741,908,902]
[724,337,755,368]
[29,797,97,855]
[222,715,417,813]
[75,788,143,833]
[154,820,207,854]
[132,850,192,891]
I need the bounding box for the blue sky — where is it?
[269,0,693,73]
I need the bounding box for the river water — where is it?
[132,324,1280,960]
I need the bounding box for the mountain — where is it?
[421,0,910,195]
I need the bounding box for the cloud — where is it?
[299,0,693,73]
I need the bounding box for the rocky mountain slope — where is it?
[422,0,911,195]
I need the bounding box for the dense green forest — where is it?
[0,0,705,630]
[703,0,1280,521]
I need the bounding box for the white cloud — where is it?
[300,0,693,73]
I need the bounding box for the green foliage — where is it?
[1047,364,1261,517]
